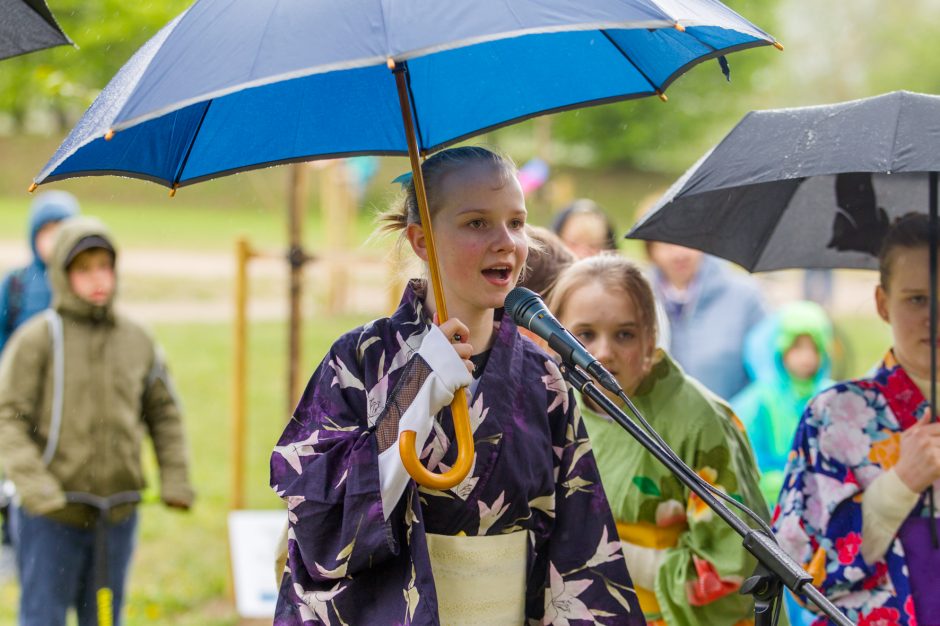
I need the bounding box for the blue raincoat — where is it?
[0,192,80,353]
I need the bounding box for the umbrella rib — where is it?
[599,30,660,95]
[751,179,807,271]
[887,93,904,173]
[401,61,427,155]
[172,100,213,188]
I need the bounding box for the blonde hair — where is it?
[548,254,658,343]
[378,146,518,234]
[518,225,574,301]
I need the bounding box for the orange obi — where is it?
[616,520,687,617]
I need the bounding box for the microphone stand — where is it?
[561,364,853,626]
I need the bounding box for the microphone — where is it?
[504,287,623,395]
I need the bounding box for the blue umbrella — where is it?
[31,0,779,488]
[32,0,779,190]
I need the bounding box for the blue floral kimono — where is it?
[270,281,642,625]
[773,352,940,626]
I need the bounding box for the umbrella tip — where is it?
[105,129,115,141]
[656,90,668,103]
[386,57,396,70]
[169,184,179,198]
[773,41,784,51]
[674,22,685,32]
[27,182,38,193]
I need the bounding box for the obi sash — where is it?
[898,514,940,625]
[617,521,685,617]
[426,531,527,625]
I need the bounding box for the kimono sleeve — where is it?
[772,386,876,602]
[270,337,399,590]
[534,359,645,626]
[654,408,765,625]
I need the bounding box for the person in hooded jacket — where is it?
[0,191,80,578]
[0,216,195,626]
[731,301,835,505]
[645,242,766,401]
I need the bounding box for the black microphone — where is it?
[504,286,623,395]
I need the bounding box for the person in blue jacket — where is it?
[646,241,766,400]
[0,190,80,575]
[0,191,81,352]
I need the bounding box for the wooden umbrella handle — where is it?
[399,387,474,490]
[391,60,475,488]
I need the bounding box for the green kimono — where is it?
[580,350,770,626]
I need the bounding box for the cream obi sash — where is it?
[426,531,527,625]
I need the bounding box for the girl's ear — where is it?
[405,223,429,263]
[875,284,890,323]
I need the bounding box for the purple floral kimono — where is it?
[773,351,940,626]
[270,281,642,625]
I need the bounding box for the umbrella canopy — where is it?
[33,0,778,190]
[0,0,72,61]
[627,90,940,272]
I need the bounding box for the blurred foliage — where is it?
[2,0,940,175]
[0,0,192,129]
[552,0,781,171]
[551,0,940,171]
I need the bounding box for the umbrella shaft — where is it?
[392,63,449,322]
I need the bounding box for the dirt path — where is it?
[0,240,881,322]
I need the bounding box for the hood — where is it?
[49,216,117,321]
[28,191,80,265]
[743,300,832,389]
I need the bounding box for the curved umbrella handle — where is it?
[391,61,474,488]
[398,387,474,490]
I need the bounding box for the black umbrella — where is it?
[0,0,72,61]
[627,91,940,271]
[627,90,940,543]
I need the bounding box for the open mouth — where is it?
[482,265,512,283]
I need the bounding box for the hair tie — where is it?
[391,171,413,189]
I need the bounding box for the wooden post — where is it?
[231,238,253,511]
[323,161,352,315]
[287,163,309,415]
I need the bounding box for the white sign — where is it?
[228,509,287,618]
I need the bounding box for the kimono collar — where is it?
[397,279,514,348]
[633,349,682,399]
[871,349,928,431]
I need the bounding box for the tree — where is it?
[551,0,782,172]
[0,1,192,132]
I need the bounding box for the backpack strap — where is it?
[3,268,26,339]
[41,309,64,466]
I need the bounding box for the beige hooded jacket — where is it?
[0,217,194,526]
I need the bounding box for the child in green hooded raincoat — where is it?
[731,301,834,505]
